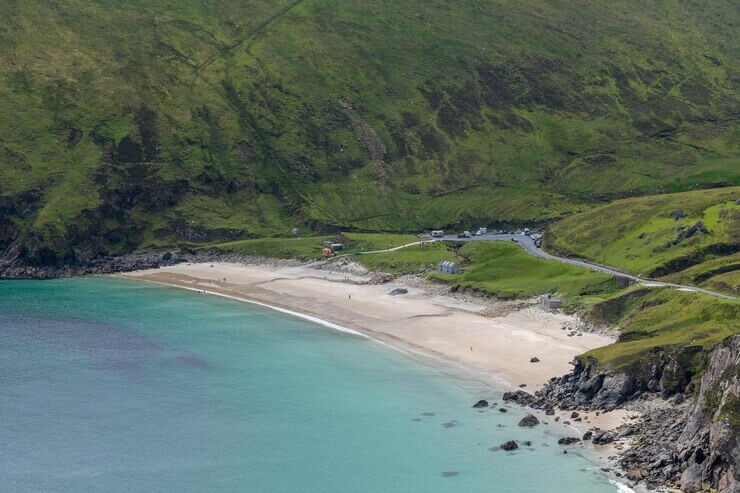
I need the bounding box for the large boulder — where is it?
[502,390,534,406]
[518,414,540,427]
[472,399,488,408]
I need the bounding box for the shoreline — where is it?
[113,263,639,489]
[115,262,633,431]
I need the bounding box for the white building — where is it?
[438,261,461,274]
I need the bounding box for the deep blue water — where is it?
[0,278,623,492]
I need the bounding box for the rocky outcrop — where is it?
[527,335,739,491]
[533,345,701,411]
[472,399,488,408]
[618,336,739,491]
[488,335,738,490]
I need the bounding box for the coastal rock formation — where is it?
[530,335,739,491]
[518,414,539,427]
[619,336,739,491]
[472,399,489,408]
[388,288,408,296]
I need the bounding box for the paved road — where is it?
[439,233,739,301]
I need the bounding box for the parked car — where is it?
[511,238,518,243]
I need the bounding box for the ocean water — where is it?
[0,278,624,492]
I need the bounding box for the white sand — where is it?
[118,261,629,432]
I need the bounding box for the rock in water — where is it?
[498,408,507,413]
[558,437,581,445]
[500,440,518,451]
[518,414,540,427]
[388,288,408,296]
[472,399,488,408]
[582,430,593,440]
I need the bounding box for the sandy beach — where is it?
[118,261,631,432]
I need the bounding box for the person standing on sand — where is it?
[349,294,352,300]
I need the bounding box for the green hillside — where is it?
[1,0,738,265]
[546,187,739,293]
[582,288,738,376]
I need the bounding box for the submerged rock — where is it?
[472,399,488,408]
[500,440,518,451]
[558,437,581,445]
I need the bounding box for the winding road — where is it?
[440,233,739,301]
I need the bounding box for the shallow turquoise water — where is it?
[0,278,622,492]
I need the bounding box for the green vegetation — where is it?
[1,1,739,265]
[662,253,740,296]
[582,288,739,373]
[205,236,333,259]
[357,241,461,273]
[358,241,616,299]
[360,239,738,376]
[438,242,616,299]
[206,232,418,259]
[547,187,739,294]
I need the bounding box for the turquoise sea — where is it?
[0,278,626,492]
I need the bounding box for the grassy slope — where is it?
[582,288,739,373]
[547,187,739,288]
[438,242,615,299]
[206,232,418,259]
[546,187,739,371]
[1,0,739,264]
[357,241,463,273]
[358,241,616,299]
